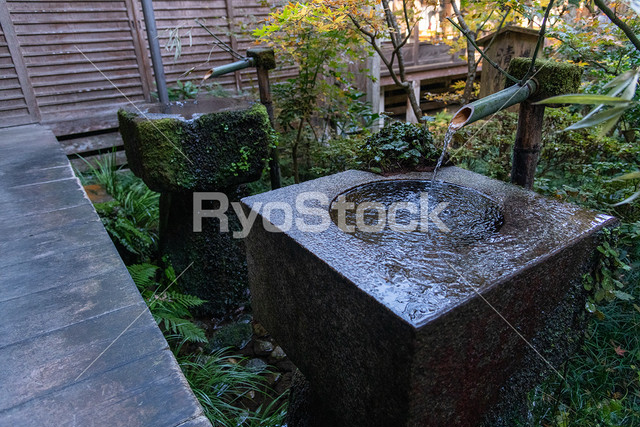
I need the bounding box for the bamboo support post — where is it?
[511,102,545,188]
[247,47,281,189]
[506,58,583,189]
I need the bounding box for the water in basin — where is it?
[332,180,503,246]
[328,179,509,321]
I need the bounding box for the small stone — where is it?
[252,322,269,338]
[205,322,253,353]
[254,339,274,356]
[246,358,267,373]
[275,359,296,373]
[237,314,253,324]
[270,346,286,361]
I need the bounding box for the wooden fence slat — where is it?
[8,2,131,12]
[0,0,40,125]
[32,73,145,88]
[10,12,130,24]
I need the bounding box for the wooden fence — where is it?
[1,0,471,171]
[0,0,284,170]
[0,0,276,137]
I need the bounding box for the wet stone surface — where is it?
[242,168,617,427]
[118,97,272,316]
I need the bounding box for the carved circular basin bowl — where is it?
[118,97,272,192]
[330,179,504,247]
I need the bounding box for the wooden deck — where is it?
[0,124,211,427]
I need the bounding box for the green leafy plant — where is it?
[168,80,199,101]
[358,121,439,173]
[77,152,160,263]
[584,228,634,318]
[128,262,207,343]
[228,146,252,177]
[179,350,288,427]
[529,274,640,426]
[254,1,369,183]
[537,69,640,135]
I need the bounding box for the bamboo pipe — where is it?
[450,79,538,129]
[210,58,256,78]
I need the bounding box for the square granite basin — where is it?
[241,168,616,426]
[118,97,271,192]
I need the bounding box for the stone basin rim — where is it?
[241,168,618,329]
[329,178,504,222]
[121,96,256,121]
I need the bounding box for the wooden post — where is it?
[379,87,386,129]
[511,102,545,189]
[505,58,583,189]
[412,18,420,66]
[247,47,281,189]
[0,2,40,123]
[124,0,153,101]
[367,48,381,130]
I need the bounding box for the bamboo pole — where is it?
[450,79,537,129]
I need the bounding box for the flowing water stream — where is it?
[430,124,457,185]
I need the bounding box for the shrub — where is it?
[357,121,440,173]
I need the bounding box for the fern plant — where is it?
[128,262,207,343]
[76,151,160,262]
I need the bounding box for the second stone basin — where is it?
[118,97,272,192]
[241,167,617,426]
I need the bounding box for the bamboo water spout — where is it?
[450,79,538,129]
[448,58,582,189]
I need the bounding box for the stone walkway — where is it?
[0,124,211,427]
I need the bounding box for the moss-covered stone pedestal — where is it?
[118,97,272,316]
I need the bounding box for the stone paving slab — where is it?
[0,125,211,427]
[0,272,143,347]
[0,350,204,427]
[0,216,106,268]
[0,178,88,220]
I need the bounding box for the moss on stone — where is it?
[118,101,271,192]
[247,47,276,70]
[162,190,250,317]
[191,103,270,189]
[205,322,253,353]
[506,58,582,102]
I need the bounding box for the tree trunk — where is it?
[462,37,477,105]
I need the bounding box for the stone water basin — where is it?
[117,96,273,316]
[117,97,271,192]
[242,167,616,426]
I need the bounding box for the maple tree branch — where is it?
[348,13,404,88]
[475,8,510,67]
[525,0,555,80]
[447,17,519,83]
[594,0,640,52]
